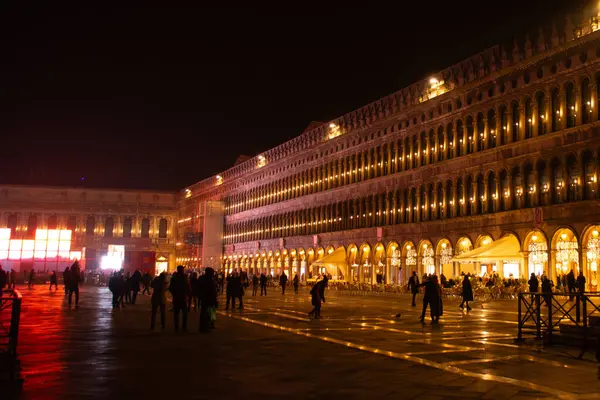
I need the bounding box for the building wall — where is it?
[0,185,178,272]
[181,14,600,288]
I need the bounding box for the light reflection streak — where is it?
[222,312,577,400]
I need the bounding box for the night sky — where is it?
[0,0,589,191]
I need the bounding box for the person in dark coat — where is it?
[528,273,539,293]
[293,274,299,294]
[226,272,243,310]
[567,269,576,300]
[68,262,81,307]
[259,273,268,296]
[279,272,288,294]
[408,271,420,307]
[150,273,168,330]
[199,267,218,332]
[252,274,259,296]
[108,271,125,309]
[10,269,17,289]
[459,275,473,311]
[308,280,323,319]
[63,266,71,295]
[124,272,132,304]
[142,272,152,295]
[576,272,586,294]
[419,275,441,324]
[49,271,58,291]
[28,269,36,289]
[130,270,142,304]
[541,275,553,307]
[169,265,190,331]
[188,272,200,312]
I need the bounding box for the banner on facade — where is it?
[377,227,383,242]
[533,207,543,228]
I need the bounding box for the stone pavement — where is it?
[7,284,600,399]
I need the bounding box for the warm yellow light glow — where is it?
[561,233,567,240]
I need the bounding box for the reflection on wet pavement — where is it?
[11,285,600,399]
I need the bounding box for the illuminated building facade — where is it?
[180,10,600,290]
[0,185,177,274]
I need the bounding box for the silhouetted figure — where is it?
[124,272,132,304]
[28,269,35,289]
[419,275,441,324]
[408,271,420,307]
[226,272,243,310]
[577,272,586,294]
[567,270,576,300]
[63,266,71,295]
[293,274,299,294]
[169,265,190,331]
[108,271,124,309]
[150,273,168,330]
[459,275,473,311]
[252,274,259,296]
[68,262,81,307]
[10,269,16,289]
[260,273,268,296]
[142,272,152,295]
[308,280,324,319]
[130,270,142,305]
[280,272,288,294]
[188,272,200,312]
[49,271,58,291]
[541,275,553,307]
[440,273,447,287]
[528,273,539,293]
[0,265,7,298]
[199,267,218,332]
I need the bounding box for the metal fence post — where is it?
[547,293,553,344]
[576,295,581,323]
[8,294,22,357]
[536,294,542,339]
[517,293,523,340]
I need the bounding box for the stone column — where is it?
[559,86,567,130]
[507,106,514,144]
[532,97,540,138]
[519,96,526,141]
[483,117,489,150]
[575,82,582,126]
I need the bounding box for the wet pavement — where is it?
[8,284,600,399]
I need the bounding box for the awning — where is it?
[311,247,349,280]
[452,235,522,263]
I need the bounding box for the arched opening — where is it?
[158,218,168,239]
[488,108,497,148]
[583,150,597,200]
[347,244,358,282]
[47,215,58,230]
[499,104,509,144]
[524,163,535,208]
[26,215,38,239]
[466,175,474,215]
[436,239,454,279]
[537,159,549,206]
[550,157,563,204]
[582,78,591,124]
[419,240,435,275]
[552,227,579,281]
[359,243,372,283]
[456,178,464,217]
[476,112,485,151]
[476,174,485,214]
[446,123,454,159]
[511,101,520,142]
[387,241,401,284]
[525,97,533,139]
[373,243,386,283]
[141,218,150,238]
[565,82,576,128]
[437,126,445,161]
[536,91,547,136]
[456,236,474,275]
[582,226,600,291]
[123,217,132,238]
[475,234,495,276]
[456,119,464,157]
[435,183,443,220]
[466,116,474,154]
[445,180,453,218]
[402,241,417,280]
[524,230,549,278]
[487,172,497,213]
[566,154,579,202]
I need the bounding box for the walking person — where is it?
[293,274,299,295]
[541,275,553,307]
[279,272,288,295]
[252,274,259,296]
[10,269,16,289]
[577,271,586,294]
[108,271,124,309]
[308,280,323,319]
[68,261,81,307]
[150,272,168,330]
[124,272,132,304]
[408,271,420,307]
[130,270,142,305]
[199,267,218,332]
[63,266,71,295]
[528,273,539,293]
[49,271,58,291]
[260,273,268,296]
[459,275,473,311]
[169,265,190,332]
[188,272,200,312]
[142,272,152,295]
[225,272,243,310]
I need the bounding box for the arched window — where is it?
[500,105,508,145]
[7,214,17,234]
[511,101,520,142]
[566,82,575,128]
[104,217,114,238]
[466,116,474,154]
[159,218,168,238]
[141,218,150,238]
[446,123,454,160]
[536,91,547,136]
[581,78,591,124]
[47,215,58,230]
[456,120,464,157]
[123,217,133,238]
[86,216,95,237]
[27,215,38,238]
[488,109,497,148]
[551,88,560,132]
[525,98,533,139]
[67,216,77,232]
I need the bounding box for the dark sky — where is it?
[0,0,589,191]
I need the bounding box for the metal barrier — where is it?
[0,289,23,382]
[517,292,600,361]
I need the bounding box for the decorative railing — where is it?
[517,292,600,361]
